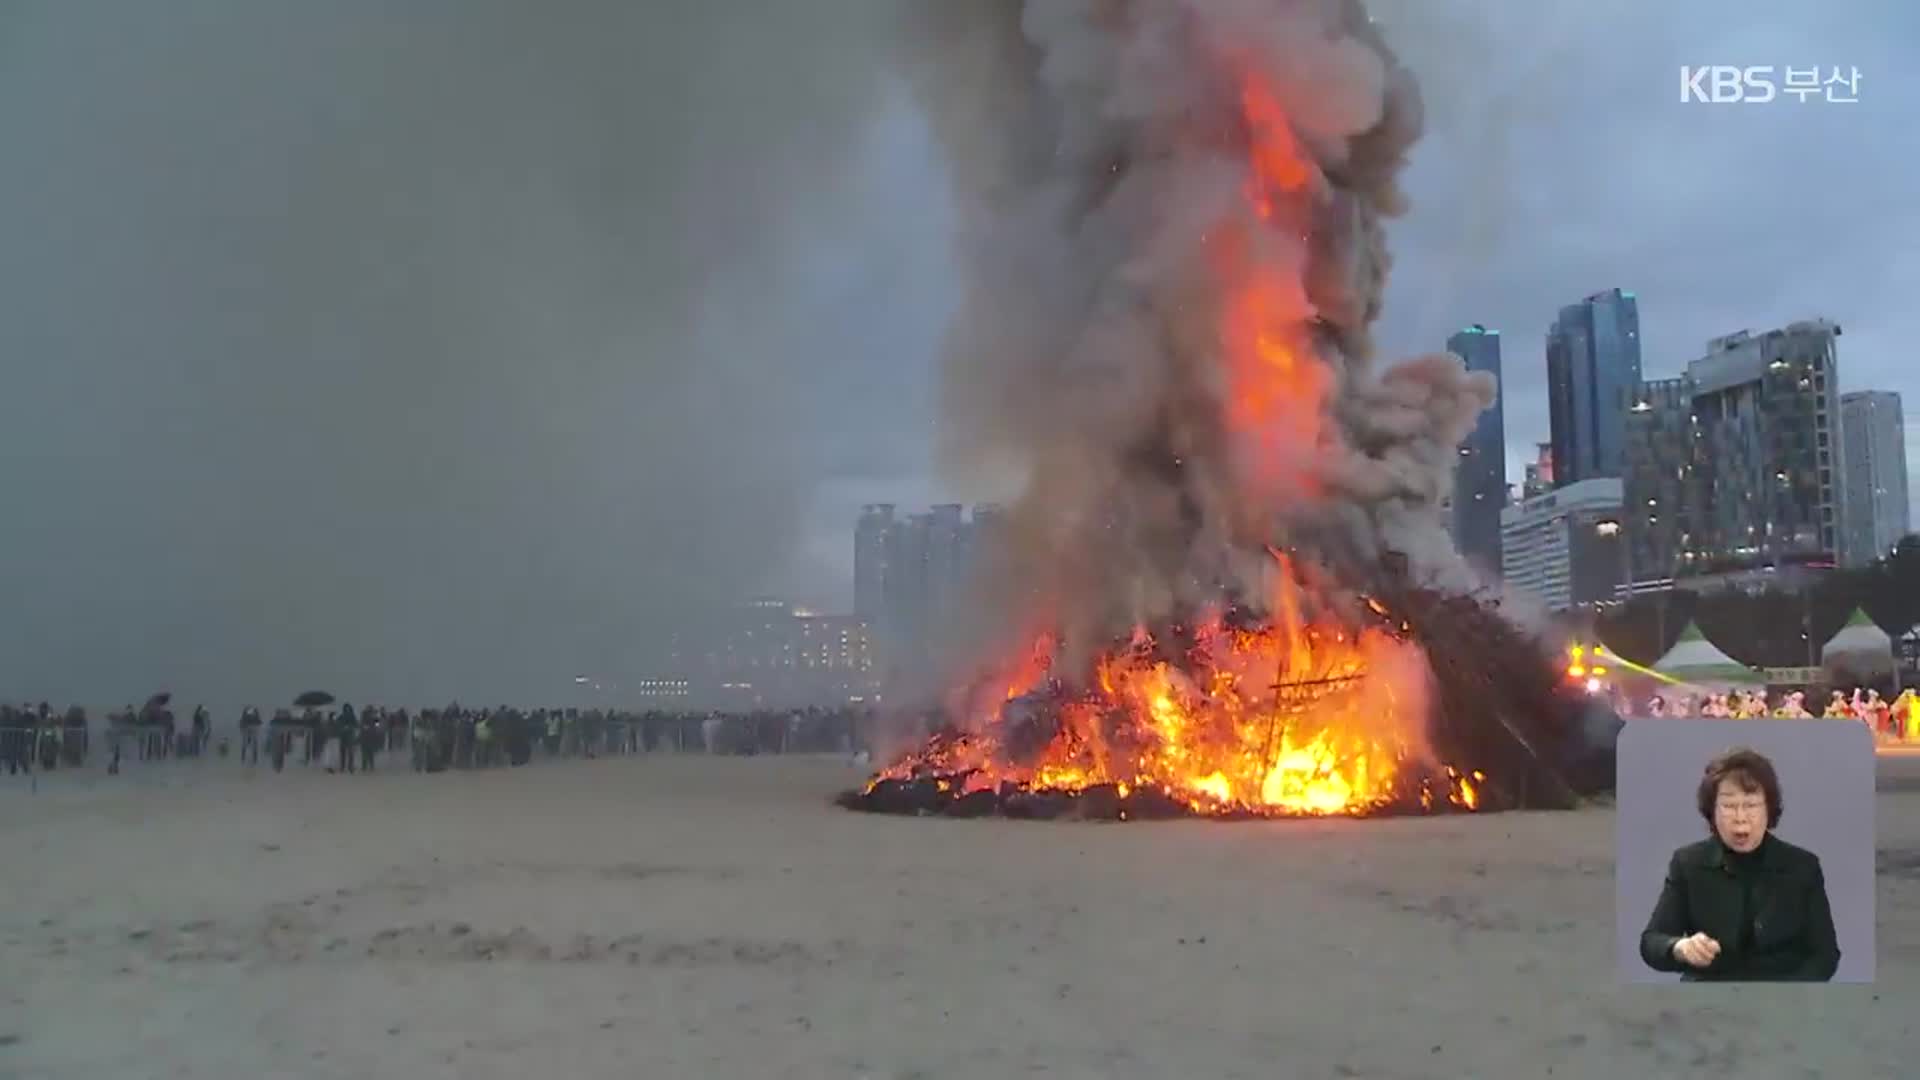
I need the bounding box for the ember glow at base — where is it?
[844,0,1618,819]
[851,566,1488,820]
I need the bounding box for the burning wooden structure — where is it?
[840,554,1619,821]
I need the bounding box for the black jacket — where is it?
[1639,833,1840,981]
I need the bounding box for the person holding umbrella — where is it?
[293,692,334,767]
[138,693,171,761]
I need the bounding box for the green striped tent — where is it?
[1651,621,1764,685]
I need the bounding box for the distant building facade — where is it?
[1448,324,1507,577]
[1622,375,1700,593]
[1500,477,1626,611]
[1547,288,1642,486]
[1689,321,1843,573]
[1521,443,1554,499]
[1841,390,1911,565]
[629,678,692,702]
[688,599,877,708]
[1623,320,1844,593]
[853,503,1006,688]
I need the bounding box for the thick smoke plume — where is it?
[0,0,896,708]
[902,0,1496,675]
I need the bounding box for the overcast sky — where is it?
[1,1,1913,707]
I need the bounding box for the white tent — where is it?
[1652,621,1764,685]
[1822,608,1893,676]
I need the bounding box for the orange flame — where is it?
[867,56,1485,817]
[1239,72,1316,217]
[1208,67,1329,500]
[872,557,1479,817]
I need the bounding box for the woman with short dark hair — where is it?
[1639,746,1840,980]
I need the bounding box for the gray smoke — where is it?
[903,0,1495,673]
[0,0,897,708]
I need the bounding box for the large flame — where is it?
[871,555,1484,817]
[1207,67,1329,500]
[861,24,1489,818]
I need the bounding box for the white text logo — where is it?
[1680,66,1861,104]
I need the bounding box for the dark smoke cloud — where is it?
[902,0,1494,675]
[0,0,896,708]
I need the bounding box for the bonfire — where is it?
[842,547,1608,820]
[844,0,1618,820]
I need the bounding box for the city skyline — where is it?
[804,1,1919,609]
[1,2,1914,704]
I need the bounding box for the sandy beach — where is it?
[4,753,1917,1080]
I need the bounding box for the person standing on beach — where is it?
[336,704,358,774]
[239,706,262,764]
[26,703,50,770]
[2,705,22,775]
[455,711,475,768]
[474,712,494,767]
[301,708,320,764]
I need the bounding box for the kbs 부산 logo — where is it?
[1680,66,1861,104]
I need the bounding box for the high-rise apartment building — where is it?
[854,504,895,619]
[1690,321,1843,571]
[1623,320,1845,591]
[854,503,1006,683]
[924,503,967,634]
[1622,376,1701,592]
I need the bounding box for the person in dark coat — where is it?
[1639,746,1841,981]
[63,705,88,765]
[301,708,319,764]
[190,705,210,757]
[335,703,358,774]
[2,705,22,775]
[35,703,58,770]
[239,706,262,764]
[360,710,380,772]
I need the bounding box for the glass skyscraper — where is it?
[1447,324,1506,578]
[1840,390,1910,566]
[1547,288,1642,486]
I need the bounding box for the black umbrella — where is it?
[294,690,336,708]
[145,692,172,707]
